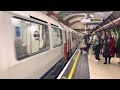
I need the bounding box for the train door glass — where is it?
[30,23,39,53]
[51,27,63,48]
[29,24,50,54]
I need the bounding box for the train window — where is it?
[12,18,28,59]
[12,17,50,60]
[51,27,63,48]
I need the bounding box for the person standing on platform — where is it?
[103,36,110,64]
[92,32,100,61]
[97,32,102,54]
[108,33,116,64]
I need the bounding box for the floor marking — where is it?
[68,50,80,79]
[57,45,81,79]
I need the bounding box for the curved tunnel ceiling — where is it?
[64,14,86,22]
[40,11,113,30]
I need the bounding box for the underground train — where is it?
[0,11,83,79]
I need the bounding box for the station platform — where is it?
[57,44,90,79]
[57,44,120,79]
[88,50,120,79]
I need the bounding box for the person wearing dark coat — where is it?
[103,36,110,64]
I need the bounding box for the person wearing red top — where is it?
[108,33,116,64]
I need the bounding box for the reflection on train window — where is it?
[72,32,76,41]
[51,27,63,48]
[39,25,50,50]
[12,17,50,60]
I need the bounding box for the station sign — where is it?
[80,18,90,23]
[90,18,102,22]
[81,18,102,24]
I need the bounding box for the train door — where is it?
[65,27,71,59]
[30,23,40,53]
[72,32,76,53]
[67,31,70,58]
[26,22,32,54]
[66,31,69,60]
[69,31,72,57]
[64,30,67,63]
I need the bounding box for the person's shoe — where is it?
[109,62,111,64]
[95,60,99,61]
[98,59,100,61]
[104,62,107,64]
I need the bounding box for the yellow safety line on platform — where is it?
[68,50,81,79]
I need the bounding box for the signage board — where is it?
[81,18,102,24]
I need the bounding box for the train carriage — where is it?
[0,11,82,79]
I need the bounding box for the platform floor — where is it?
[58,43,120,79]
[88,50,120,79]
[72,53,90,79]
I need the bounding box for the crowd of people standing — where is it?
[81,31,119,64]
